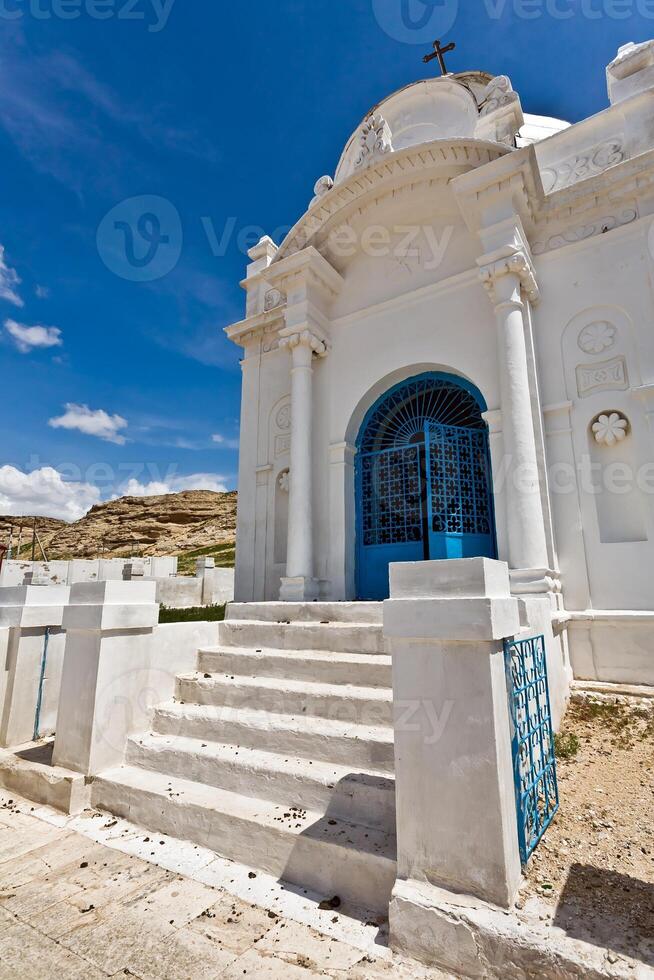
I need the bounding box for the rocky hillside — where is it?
[0,491,238,560]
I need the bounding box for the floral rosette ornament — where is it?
[592,412,629,447]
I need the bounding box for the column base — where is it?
[510,567,561,596]
[279,576,321,602]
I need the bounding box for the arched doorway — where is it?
[355,372,497,600]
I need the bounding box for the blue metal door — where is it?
[425,421,496,561]
[355,373,496,600]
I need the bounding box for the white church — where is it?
[3,40,654,979]
[229,40,654,690]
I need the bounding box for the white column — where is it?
[385,558,522,974]
[53,581,159,777]
[279,329,326,601]
[479,254,551,587]
[0,585,69,747]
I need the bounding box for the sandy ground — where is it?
[0,795,449,980]
[522,692,654,968]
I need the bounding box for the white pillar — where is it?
[53,581,159,777]
[384,558,523,974]
[0,585,69,747]
[479,253,551,588]
[279,329,326,601]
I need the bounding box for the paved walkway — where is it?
[0,794,447,979]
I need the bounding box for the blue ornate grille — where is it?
[360,376,485,453]
[504,635,560,865]
[361,446,422,547]
[426,423,493,537]
[355,373,497,600]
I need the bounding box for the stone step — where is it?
[92,765,397,913]
[152,703,395,772]
[175,673,394,727]
[126,732,395,831]
[226,602,383,625]
[219,620,387,655]
[198,646,393,689]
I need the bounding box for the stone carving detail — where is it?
[578,321,617,355]
[541,139,625,193]
[480,75,516,115]
[354,113,393,170]
[279,330,328,357]
[278,469,290,493]
[310,176,334,208]
[276,404,291,431]
[478,250,540,305]
[533,209,637,255]
[592,412,629,447]
[576,356,629,398]
[264,288,286,312]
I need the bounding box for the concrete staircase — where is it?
[92,602,397,913]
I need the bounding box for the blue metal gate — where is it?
[355,373,497,600]
[504,635,560,865]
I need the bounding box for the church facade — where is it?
[228,42,654,688]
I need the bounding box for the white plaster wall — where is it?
[533,218,654,614]
[0,557,178,588]
[55,620,219,773]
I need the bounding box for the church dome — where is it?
[332,73,569,186]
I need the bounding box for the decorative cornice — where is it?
[478,249,540,305]
[225,306,285,349]
[274,139,510,264]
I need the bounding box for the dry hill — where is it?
[0,490,238,561]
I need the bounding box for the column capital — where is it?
[279,328,329,358]
[478,247,540,306]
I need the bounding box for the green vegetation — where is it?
[554,732,581,760]
[176,541,236,576]
[159,604,226,624]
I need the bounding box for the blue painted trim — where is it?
[33,627,50,742]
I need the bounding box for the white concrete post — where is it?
[384,558,523,965]
[196,557,216,606]
[0,585,70,747]
[479,253,550,586]
[279,329,327,601]
[52,581,159,777]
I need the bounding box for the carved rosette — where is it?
[278,469,290,493]
[478,250,540,306]
[592,412,629,447]
[354,113,393,170]
[578,321,617,355]
[279,329,329,358]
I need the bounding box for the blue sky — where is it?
[0,0,650,520]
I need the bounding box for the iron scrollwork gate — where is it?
[504,634,560,865]
[356,373,497,601]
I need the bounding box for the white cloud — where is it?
[0,247,23,307]
[0,465,100,521]
[48,404,128,445]
[4,319,62,353]
[122,473,230,498]
[35,285,50,299]
[211,433,239,450]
